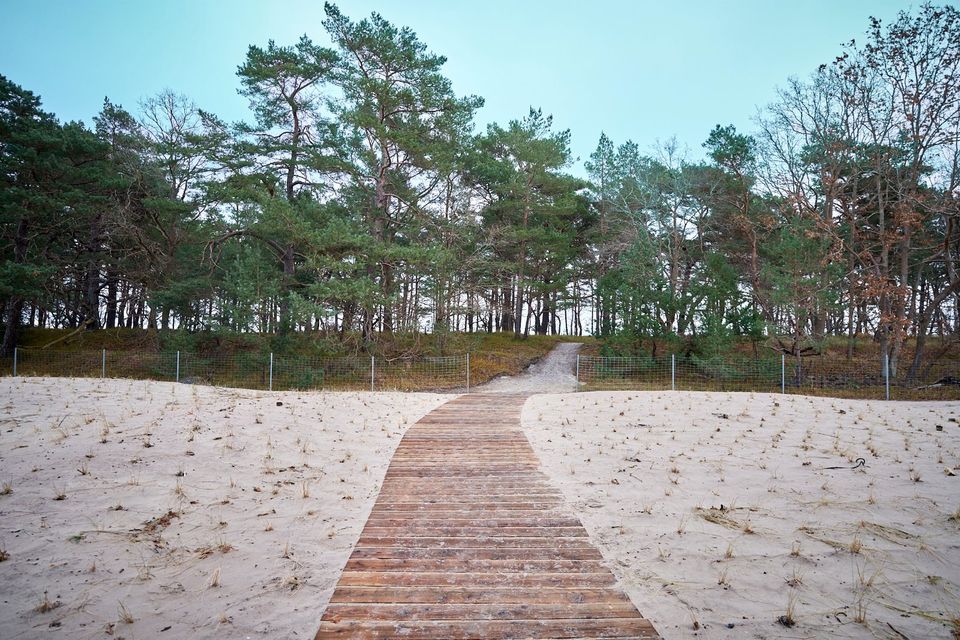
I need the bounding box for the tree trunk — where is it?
[278,244,295,333]
[1,217,30,356]
[906,273,960,383]
[105,273,118,329]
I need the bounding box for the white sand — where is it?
[4,380,959,639]
[0,377,447,639]
[523,391,960,640]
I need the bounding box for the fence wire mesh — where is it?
[271,355,371,391]
[577,354,960,400]
[376,355,469,392]
[2,348,958,400]
[2,348,470,393]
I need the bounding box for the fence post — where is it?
[671,354,676,391]
[884,353,890,401]
[268,352,274,391]
[575,354,580,386]
[466,353,470,392]
[175,351,180,383]
[371,356,375,392]
[781,354,785,394]
[101,349,106,379]
[12,347,17,377]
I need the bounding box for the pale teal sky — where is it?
[1,0,917,173]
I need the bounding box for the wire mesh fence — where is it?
[577,354,960,400]
[376,355,469,392]
[2,347,958,400]
[2,348,471,393]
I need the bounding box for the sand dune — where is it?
[523,391,960,639]
[0,377,446,638]
[3,379,959,639]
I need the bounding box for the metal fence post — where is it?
[12,347,17,377]
[575,355,580,386]
[884,353,890,401]
[671,354,676,391]
[781,354,785,394]
[370,356,375,392]
[466,353,470,392]
[268,352,274,391]
[101,349,106,378]
[175,351,180,382]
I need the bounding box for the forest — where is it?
[1,2,959,382]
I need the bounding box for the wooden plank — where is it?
[328,587,635,605]
[342,558,612,573]
[362,517,584,527]
[359,526,590,538]
[370,503,565,511]
[322,603,644,621]
[355,537,598,550]
[315,618,659,639]
[349,547,604,561]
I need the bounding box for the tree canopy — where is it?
[2,2,959,377]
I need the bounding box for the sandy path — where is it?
[478,342,582,394]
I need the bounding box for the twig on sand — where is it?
[822,458,866,470]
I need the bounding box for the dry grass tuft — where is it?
[854,596,868,624]
[35,590,61,613]
[859,521,917,546]
[695,506,747,531]
[118,601,134,624]
[283,574,304,591]
[849,534,863,554]
[777,593,798,627]
[717,567,730,586]
[786,567,804,588]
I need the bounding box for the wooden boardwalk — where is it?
[315,394,659,639]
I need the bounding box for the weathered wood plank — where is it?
[322,603,644,621]
[362,517,584,527]
[359,526,590,538]
[328,587,635,605]
[335,571,619,588]
[349,547,604,561]
[343,558,612,573]
[315,618,659,639]
[355,537,598,550]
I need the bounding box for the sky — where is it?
[1,0,918,175]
